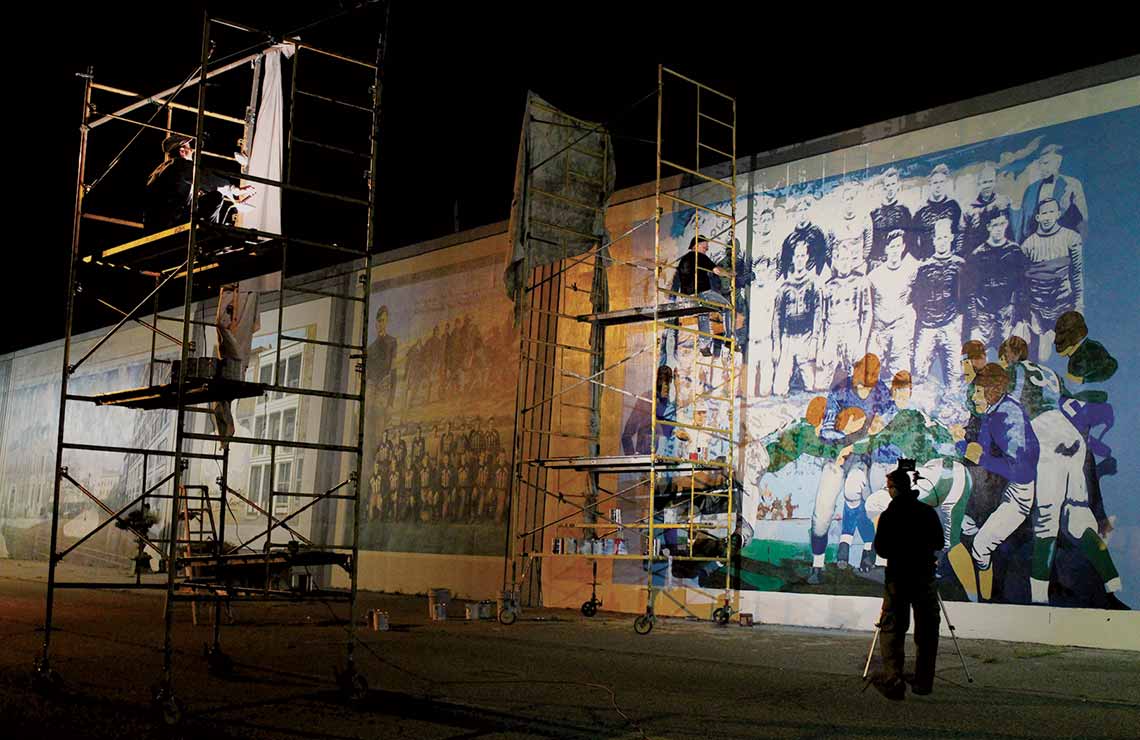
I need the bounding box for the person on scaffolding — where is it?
[144,134,255,233]
[664,235,733,361]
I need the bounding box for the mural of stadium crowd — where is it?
[639,105,1138,609]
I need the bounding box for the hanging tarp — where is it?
[236,42,296,234]
[504,92,615,320]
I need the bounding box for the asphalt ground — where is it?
[1,559,1137,739]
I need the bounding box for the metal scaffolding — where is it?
[35,8,388,723]
[503,67,742,632]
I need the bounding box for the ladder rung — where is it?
[698,141,733,159]
[660,193,731,220]
[698,112,733,130]
[660,159,734,190]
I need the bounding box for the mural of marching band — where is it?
[634,104,1138,609]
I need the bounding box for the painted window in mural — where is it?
[361,242,519,556]
[622,104,1138,609]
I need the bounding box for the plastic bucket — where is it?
[428,588,450,620]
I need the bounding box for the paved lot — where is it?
[1,559,1137,739]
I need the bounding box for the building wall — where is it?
[2,66,1137,647]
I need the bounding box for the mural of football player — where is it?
[808,354,897,581]
[831,178,872,260]
[750,205,781,396]
[912,164,962,261]
[956,363,1039,602]
[1016,143,1087,243]
[867,229,918,379]
[998,337,1123,604]
[911,218,964,404]
[772,240,819,395]
[959,163,1012,258]
[779,196,830,279]
[1021,198,1084,361]
[367,305,398,410]
[815,232,870,389]
[867,167,912,271]
[962,210,1025,354]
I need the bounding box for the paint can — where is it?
[478,600,496,619]
[552,537,565,554]
[664,508,677,524]
[366,609,389,631]
[566,538,578,554]
[601,538,614,555]
[614,538,627,555]
[428,588,450,620]
[739,613,754,627]
[609,508,622,524]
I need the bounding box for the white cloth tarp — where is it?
[237,43,295,234]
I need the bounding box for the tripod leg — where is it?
[937,591,973,683]
[862,627,879,680]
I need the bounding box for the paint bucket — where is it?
[496,590,514,616]
[552,537,565,554]
[428,588,450,620]
[739,613,754,627]
[614,538,627,555]
[609,508,622,524]
[601,539,614,555]
[566,538,578,554]
[478,600,496,619]
[664,508,677,524]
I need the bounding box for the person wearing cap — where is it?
[366,305,398,409]
[1016,143,1087,243]
[871,466,945,699]
[668,234,733,358]
[144,133,254,233]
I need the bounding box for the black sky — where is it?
[6,2,1139,354]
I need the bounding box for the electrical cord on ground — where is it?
[297,561,653,738]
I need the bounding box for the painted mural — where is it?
[621,104,1139,609]
[361,241,518,556]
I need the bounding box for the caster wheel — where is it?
[713,607,730,626]
[633,615,654,635]
[152,687,183,727]
[335,668,369,703]
[205,645,233,676]
[580,600,598,617]
[498,608,518,625]
[31,662,62,696]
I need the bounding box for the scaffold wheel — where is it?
[152,685,183,727]
[31,659,62,695]
[498,607,518,625]
[633,614,654,635]
[712,607,731,626]
[204,644,234,676]
[580,600,598,617]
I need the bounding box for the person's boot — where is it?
[836,541,850,569]
[870,673,906,701]
[859,547,876,572]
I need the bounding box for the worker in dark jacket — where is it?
[144,134,254,233]
[872,466,945,699]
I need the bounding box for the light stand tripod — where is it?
[862,589,974,684]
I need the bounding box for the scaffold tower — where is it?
[36,7,388,723]
[504,67,742,632]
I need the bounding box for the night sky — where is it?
[6,2,1138,354]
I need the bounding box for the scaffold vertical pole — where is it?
[38,63,94,682]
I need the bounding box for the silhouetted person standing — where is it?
[872,467,944,699]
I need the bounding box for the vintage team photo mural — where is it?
[616,103,1139,609]
[360,237,519,557]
